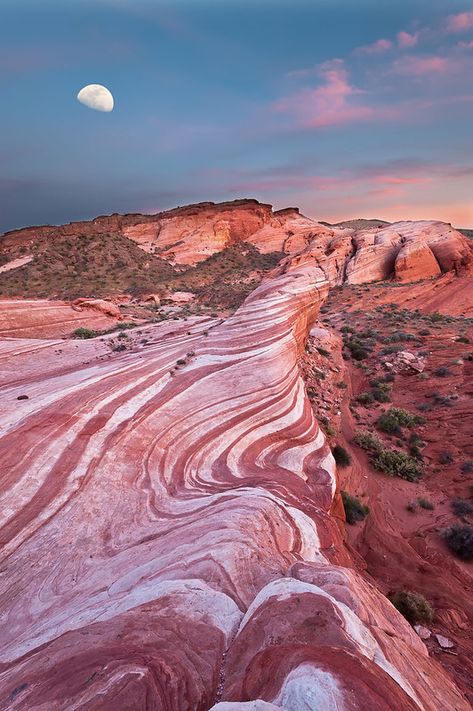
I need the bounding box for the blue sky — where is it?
[1,0,472,232]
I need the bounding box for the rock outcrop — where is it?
[0,299,120,338]
[0,219,471,709]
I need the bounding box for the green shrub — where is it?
[451,498,473,517]
[377,412,402,435]
[380,345,404,355]
[341,491,370,524]
[441,524,473,560]
[371,386,391,403]
[455,336,470,344]
[357,391,375,406]
[373,449,423,481]
[72,327,98,339]
[428,311,445,322]
[377,407,424,434]
[418,498,434,510]
[353,431,383,453]
[433,366,451,378]
[321,418,336,437]
[389,591,434,625]
[332,444,351,467]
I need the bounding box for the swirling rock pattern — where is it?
[1,214,472,709]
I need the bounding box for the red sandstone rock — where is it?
[395,241,441,282]
[0,202,472,710]
[0,298,120,338]
[71,298,122,319]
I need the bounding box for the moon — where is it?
[77,84,114,112]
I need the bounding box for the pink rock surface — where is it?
[0,299,120,338]
[0,240,470,710]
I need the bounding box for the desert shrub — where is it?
[353,431,383,453]
[341,491,370,524]
[380,345,404,355]
[455,336,470,344]
[460,460,473,473]
[332,444,351,467]
[111,343,127,352]
[373,449,423,481]
[383,331,419,343]
[371,386,391,403]
[176,358,186,365]
[377,407,424,434]
[439,451,454,464]
[419,329,431,336]
[441,524,473,560]
[357,391,375,406]
[451,498,473,517]
[316,347,330,357]
[340,325,354,333]
[406,502,417,513]
[428,311,445,322]
[377,412,402,435]
[416,403,432,413]
[418,498,434,510]
[345,339,369,361]
[336,381,348,389]
[433,366,451,378]
[72,327,98,339]
[389,590,434,625]
[320,418,337,437]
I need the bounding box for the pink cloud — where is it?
[355,38,393,55]
[392,54,452,76]
[274,59,395,129]
[458,39,473,48]
[447,11,473,33]
[397,31,419,49]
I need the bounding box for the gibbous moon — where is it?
[77,84,114,112]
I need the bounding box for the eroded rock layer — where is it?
[0,226,471,710]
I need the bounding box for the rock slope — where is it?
[1,210,472,709]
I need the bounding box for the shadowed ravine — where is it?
[0,214,472,709]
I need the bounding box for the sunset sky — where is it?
[1,0,472,232]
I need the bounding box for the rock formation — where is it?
[0,201,472,709]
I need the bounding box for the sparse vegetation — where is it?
[441,524,473,560]
[332,444,351,468]
[433,366,451,378]
[377,407,425,435]
[341,491,370,524]
[418,498,434,510]
[72,327,98,339]
[389,590,434,625]
[451,498,473,518]
[373,449,423,482]
[353,431,383,453]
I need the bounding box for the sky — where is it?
[1,0,472,232]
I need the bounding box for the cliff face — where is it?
[0,201,472,709]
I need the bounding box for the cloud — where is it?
[355,38,393,55]
[392,54,453,76]
[458,39,473,49]
[397,31,419,49]
[447,11,473,33]
[274,59,394,129]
